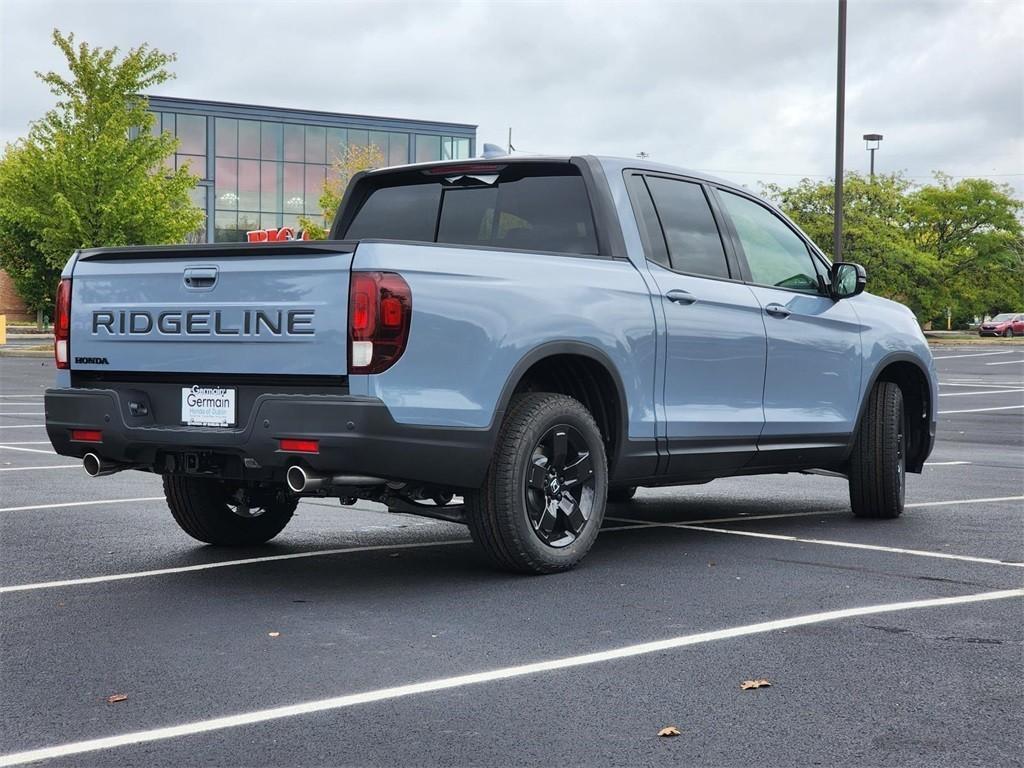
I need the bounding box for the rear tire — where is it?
[465,393,608,574]
[163,475,296,545]
[607,485,637,503]
[848,381,906,519]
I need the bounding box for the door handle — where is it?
[665,289,697,306]
[764,303,791,318]
[184,266,218,290]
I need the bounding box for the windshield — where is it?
[991,313,1016,321]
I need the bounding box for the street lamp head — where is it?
[863,133,883,149]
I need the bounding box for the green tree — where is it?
[907,174,1023,326]
[765,172,1022,326]
[0,30,202,314]
[299,143,384,239]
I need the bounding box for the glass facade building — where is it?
[145,96,476,243]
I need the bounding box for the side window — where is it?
[645,177,730,279]
[718,190,821,293]
[626,174,670,269]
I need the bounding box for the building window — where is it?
[388,132,409,166]
[305,126,326,164]
[215,118,237,157]
[238,120,260,159]
[415,134,440,163]
[283,123,304,163]
[176,114,206,156]
[327,127,347,164]
[187,186,208,243]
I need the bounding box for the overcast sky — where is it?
[1,0,1021,197]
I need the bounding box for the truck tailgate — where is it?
[68,244,353,376]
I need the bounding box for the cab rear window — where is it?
[343,164,599,255]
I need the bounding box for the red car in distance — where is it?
[979,313,1024,337]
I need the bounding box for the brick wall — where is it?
[0,268,33,322]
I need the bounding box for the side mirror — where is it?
[830,262,867,299]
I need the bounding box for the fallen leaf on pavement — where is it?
[740,679,771,690]
[657,726,681,737]
[268,631,281,638]
[106,694,128,704]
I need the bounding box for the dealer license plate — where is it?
[181,386,236,427]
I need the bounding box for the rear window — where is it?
[343,164,599,255]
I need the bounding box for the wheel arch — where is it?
[854,354,935,473]
[492,341,630,476]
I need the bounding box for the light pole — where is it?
[833,0,847,263]
[863,133,883,180]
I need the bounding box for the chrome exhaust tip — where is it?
[83,453,130,478]
[83,453,102,477]
[287,465,325,493]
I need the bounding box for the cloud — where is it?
[2,0,1021,196]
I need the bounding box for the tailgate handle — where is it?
[183,266,218,290]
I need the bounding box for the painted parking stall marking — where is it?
[0,588,1019,768]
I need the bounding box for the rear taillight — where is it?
[348,272,412,374]
[54,278,72,369]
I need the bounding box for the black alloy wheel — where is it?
[524,425,596,548]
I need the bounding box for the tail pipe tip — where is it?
[83,452,130,478]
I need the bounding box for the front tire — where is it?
[848,381,906,519]
[1006,328,1015,338]
[163,475,297,545]
[465,393,608,574]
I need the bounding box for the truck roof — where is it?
[363,154,749,197]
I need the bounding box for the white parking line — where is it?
[986,359,1024,366]
[0,445,55,455]
[939,382,1024,388]
[0,412,45,416]
[0,539,472,594]
[0,394,43,398]
[675,525,1024,568]
[0,497,164,513]
[0,465,77,473]
[932,351,1013,360]
[608,495,1024,565]
[924,460,972,466]
[0,424,46,429]
[0,512,837,594]
[906,495,1024,508]
[939,404,1024,414]
[938,389,1024,397]
[0,441,51,445]
[1,588,1019,767]
[0,404,46,407]
[6,497,1021,594]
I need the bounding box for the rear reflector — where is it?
[279,438,319,454]
[71,430,102,443]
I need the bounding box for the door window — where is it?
[719,191,821,293]
[645,177,730,279]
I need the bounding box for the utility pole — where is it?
[507,127,513,154]
[833,0,847,263]
[863,133,883,180]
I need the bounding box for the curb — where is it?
[0,347,52,358]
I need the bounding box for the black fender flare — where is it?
[487,340,631,469]
[849,352,936,471]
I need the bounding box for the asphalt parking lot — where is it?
[1,347,1021,767]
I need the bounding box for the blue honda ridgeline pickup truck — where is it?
[45,156,937,574]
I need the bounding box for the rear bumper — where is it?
[45,387,492,489]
